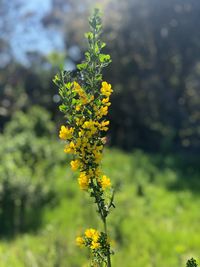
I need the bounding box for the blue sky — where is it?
[1,0,65,67]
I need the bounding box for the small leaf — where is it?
[85,32,93,40]
[77,62,87,70]
[99,54,111,63]
[59,104,67,113]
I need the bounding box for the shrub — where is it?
[187,258,198,267]
[0,106,64,236]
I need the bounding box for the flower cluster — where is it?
[76,228,110,260]
[59,81,112,192]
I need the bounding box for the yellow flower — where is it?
[100,175,111,190]
[82,120,98,136]
[70,159,80,171]
[101,106,108,115]
[76,236,85,247]
[85,228,95,238]
[102,97,109,104]
[75,105,81,111]
[102,97,111,106]
[78,172,90,190]
[99,120,110,131]
[90,241,100,250]
[64,141,75,154]
[59,126,74,140]
[97,106,108,118]
[73,81,88,104]
[92,232,100,242]
[82,120,94,129]
[100,81,113,97]
[85,229,99,241]
[73,81,82,93]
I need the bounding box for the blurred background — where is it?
[0,0,200,266]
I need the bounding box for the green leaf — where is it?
[85,52,90,60]
[72,98,77,105]
[95,43,99,53]
[59,104,67,113]
[99,54,111,63]
[85,32,93,40]
[77,62,87,70]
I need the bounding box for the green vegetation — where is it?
[187,258,198,267]
[0,111,199,266]
[0,107,65,236]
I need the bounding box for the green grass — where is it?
[0,149,200,267]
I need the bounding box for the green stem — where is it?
[103,218,111,267]
[92,182,111,267]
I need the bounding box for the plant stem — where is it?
[103,218,111,267]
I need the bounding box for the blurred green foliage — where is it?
[0,146,199,266]
[0,107,65,236]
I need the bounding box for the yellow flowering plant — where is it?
[54,9,114,267]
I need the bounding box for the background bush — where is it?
[0,106,65,235]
